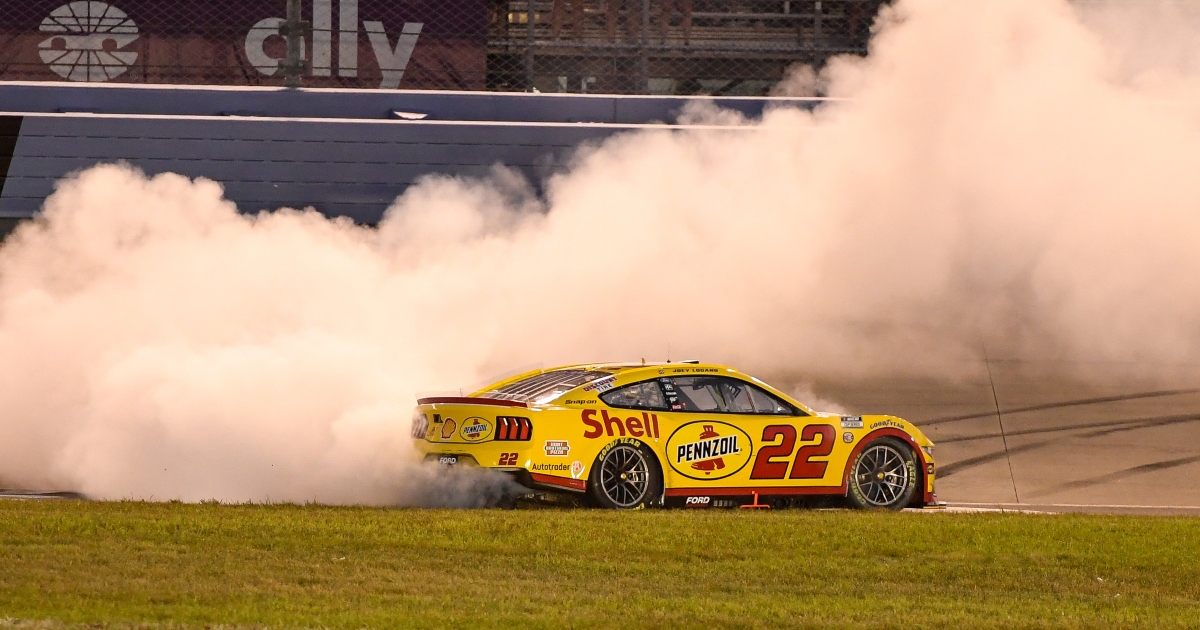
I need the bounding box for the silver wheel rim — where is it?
[853,444,911,507]
[599,445,650,508]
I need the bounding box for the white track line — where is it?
[951,501,1200,510]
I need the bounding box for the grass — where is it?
[0,501,1198,629]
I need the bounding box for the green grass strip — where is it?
[1,501,1198,628]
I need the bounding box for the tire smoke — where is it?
[2,0,1198,502]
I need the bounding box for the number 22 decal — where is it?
[749,424,836,479]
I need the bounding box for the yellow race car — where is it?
[411,362,936,510]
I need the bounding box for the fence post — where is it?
[279,0,311,88]
[640,0,650,94]
[525,1,536,90]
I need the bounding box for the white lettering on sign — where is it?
[244,0,420,88]
[245,17,293,76]
[338,0,358,77]
[365,21,421,89]
[312,0,332,76]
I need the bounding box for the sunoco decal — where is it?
[665,421,753,481]
[459,417,492,442]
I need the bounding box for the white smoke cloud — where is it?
[2,0,1199,502]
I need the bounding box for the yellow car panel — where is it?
[412,363,936,509]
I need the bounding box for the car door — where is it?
[713,377,841,489]
[653,375,755,488]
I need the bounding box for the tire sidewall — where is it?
[587,437,663,510]
[846,436,918,510]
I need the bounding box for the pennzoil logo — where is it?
[459,417,492,442]
[665,421,753,481]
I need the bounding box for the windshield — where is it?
[480,369,612,404]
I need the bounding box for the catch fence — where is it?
[0,0,883,95]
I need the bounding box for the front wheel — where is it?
[846,437,918,510]
[587,439,662,509]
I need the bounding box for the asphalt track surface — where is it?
[815,358,1200,515]
[4,359,1199,515]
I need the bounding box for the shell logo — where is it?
[665,421,753,481]
[39,2,139,82]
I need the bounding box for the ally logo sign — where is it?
[37,0,420,88]
[38,2,138,82]
[245,0,420,88]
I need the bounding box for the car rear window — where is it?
[480,369,611,404]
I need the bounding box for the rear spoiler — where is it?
[416,396,529,408]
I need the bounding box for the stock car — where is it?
[411,362,937,510]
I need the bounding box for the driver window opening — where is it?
[600,380,668,410]
[660,376,802,415]
[659,376,725,412]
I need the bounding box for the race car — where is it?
[411,362,936,510]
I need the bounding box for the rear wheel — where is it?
[846,437,918,510]
[587,439,662,509]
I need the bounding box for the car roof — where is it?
[472,362,814,413]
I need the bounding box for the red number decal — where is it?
[498,453,518,466]
[750,425,797,479]
[789,425,836,479]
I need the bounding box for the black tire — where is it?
[587,438,663,510]
[846,437,918,510]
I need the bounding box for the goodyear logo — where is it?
[459,417,492,442]
[665,421,753,481]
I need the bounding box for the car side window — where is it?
[717,377,798,414]
[600,380,668,410]
[659,376,726,412]
[746,383,800,415]
[660,376,801,414]
[718,378,757,413]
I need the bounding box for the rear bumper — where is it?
[419,449,588,494]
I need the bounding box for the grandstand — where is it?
[488,0,883,94]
